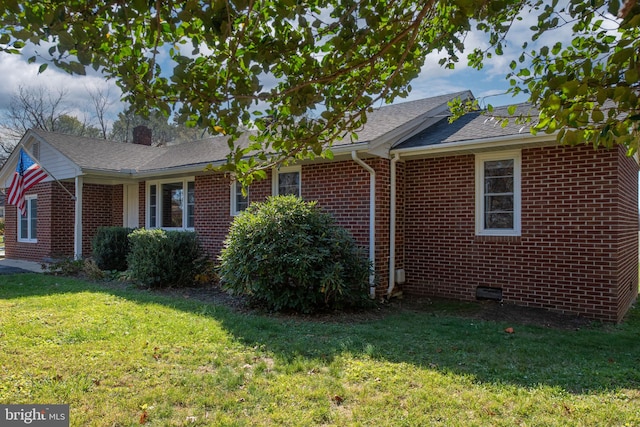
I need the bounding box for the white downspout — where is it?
[351,151,376,298]
[74,175,83,260]
[388,153,400,296]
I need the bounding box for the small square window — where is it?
[273,166,301,197]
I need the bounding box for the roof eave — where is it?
[391,132,557,158]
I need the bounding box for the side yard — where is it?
[0,274,639,426]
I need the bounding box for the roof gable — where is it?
[342,91,473,154]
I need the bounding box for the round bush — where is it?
[92,226,134,271]
[127,228,208,288]
[218,195,371,313]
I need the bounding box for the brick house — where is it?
[1,91,638,322]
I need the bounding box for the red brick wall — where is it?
[5,182,57,261]
[402,145,639,322]
[194,173,272,257]
[194,174,234,257]
[194,160,390,293]
[614,146,639,321]
[303,161,372,248]
[138,182,146,228]
[50,182,76,257]
[81,183,123,256]
[5,182,125,261]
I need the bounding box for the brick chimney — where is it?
[132,125,152,146]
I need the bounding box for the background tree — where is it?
[88,86,114,139]
[0,85,103,153]
[1,85,70,148]
[1,0,638,183]
[55,114,102,138]
[110,108,208,145]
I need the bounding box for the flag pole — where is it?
[19,143,77,201]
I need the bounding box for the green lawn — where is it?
[1,275,639,426]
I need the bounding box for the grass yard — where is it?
[1,275,639,426]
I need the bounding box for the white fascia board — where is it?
[391,133,557,158]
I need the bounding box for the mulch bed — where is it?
[151,284,599,330]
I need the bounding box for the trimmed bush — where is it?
[127,229,208,288]
[218,195,372,313]
[92,226,134,271]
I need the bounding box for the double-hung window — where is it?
[147,179,195,229]
[273,166,301,197]
[231,180,249,215]
[475,151,521,236]
[18,195,38,242]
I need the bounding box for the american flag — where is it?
[7,148,48,216]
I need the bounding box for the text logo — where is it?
[1,405,69,426]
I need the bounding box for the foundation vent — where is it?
[476,286,503,301]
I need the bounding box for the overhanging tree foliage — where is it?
[1,0,638,182]
[455,0,640,154]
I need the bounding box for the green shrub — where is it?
[92,226,134,271]
[218,195,372,313]
[127,228,208,288]
[42,257,85,276]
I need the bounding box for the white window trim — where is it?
[475,150,521,236]
[272,165,301,196]
[17,195,37,243]
[146,177,195,230]
[230,179,249,216]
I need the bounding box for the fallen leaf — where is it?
[331,395,344,405]
[139,410,148,425]
[504,327,514,334]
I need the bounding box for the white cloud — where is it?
[0,52,125,127]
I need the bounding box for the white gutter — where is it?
[74,175,83,260]
[351,151,376,298]
[388,153,400,296]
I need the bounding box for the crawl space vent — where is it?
[476,286,503,301]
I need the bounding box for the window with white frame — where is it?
[18,195,38,242]
[147,178,195,229]
[475,151,521,236]
[231,180,249,215]
[273,166,301,197]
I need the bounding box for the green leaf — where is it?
[591,109,604,122]
[625,68,638,85]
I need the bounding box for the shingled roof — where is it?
[342,90,471,145]
[21,91,470,176]
[30,129,255,173]
[395,104,538,149]
[3,90,527,180]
